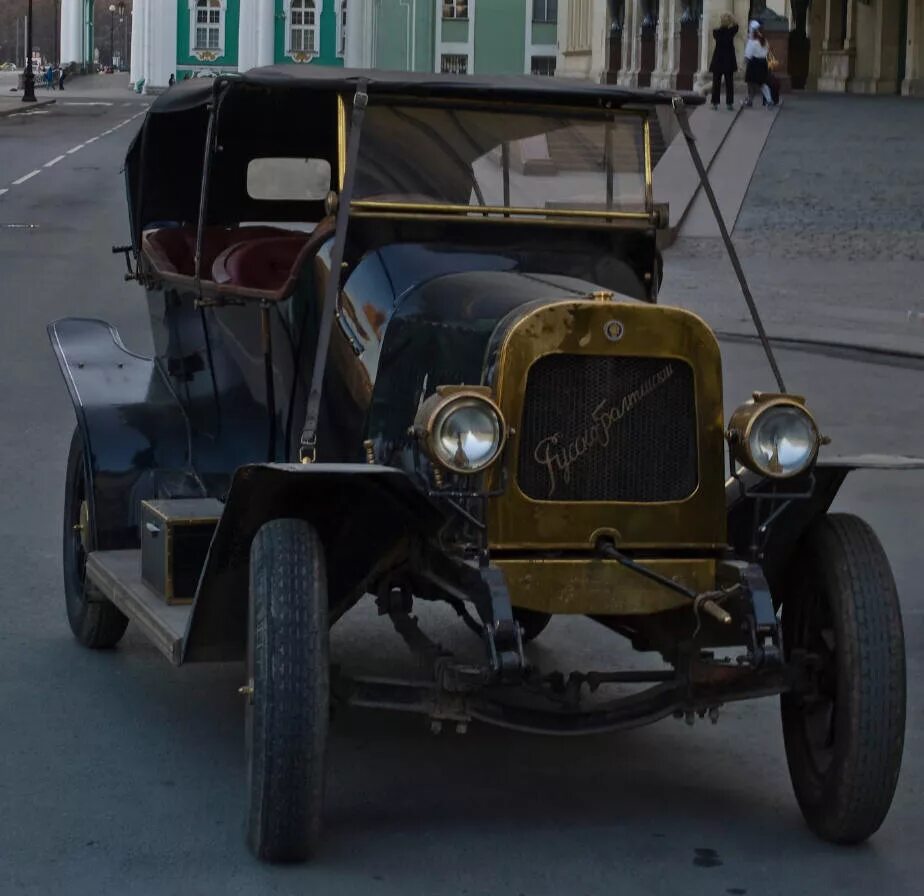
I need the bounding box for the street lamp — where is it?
[22,0,36,102]
[109,4,117,68]
[118,2,126,71]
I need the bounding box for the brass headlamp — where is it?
[413,385,506,475]
[726,393,822,479]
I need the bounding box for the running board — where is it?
[85,550,191,665]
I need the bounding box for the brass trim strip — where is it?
[351,200,652,222]
[348,211,652,230]
[337,94,347,191]
[643,116,653,208]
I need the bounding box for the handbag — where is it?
[767,49,779,71]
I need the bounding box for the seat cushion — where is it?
[209,217,337,298]
[212,236,311,290]
[142,225,299,278]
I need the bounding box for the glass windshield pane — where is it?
[352,105,648,217]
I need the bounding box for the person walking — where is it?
[744,22,774,108]
[709,14,738,111]
[58,67,66,91]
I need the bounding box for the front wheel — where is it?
[245,518,329,863]
[781,513,906,844]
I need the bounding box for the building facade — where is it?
[557,0,924,97]
[60,0,347,90]
[344,1,560,76]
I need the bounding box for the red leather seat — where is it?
[212,236,311,290]
[142,225,297,278]
[209,217,337,298]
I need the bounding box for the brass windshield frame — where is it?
[336,94,654,226]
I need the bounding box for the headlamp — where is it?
[413,387,506,475]
[727,394,821,478]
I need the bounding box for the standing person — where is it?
[744,22,774,108]
[58,66,66,91]
[709,14,738,111]
[45,65,54,90]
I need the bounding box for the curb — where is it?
[0,98,57,118]
[715,329,924,369]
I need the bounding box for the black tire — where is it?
[63,427,128,648]
[246,518,329,863]
[513,607,552,643]
[781,513,906,844]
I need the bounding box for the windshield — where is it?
[350,103,650,221]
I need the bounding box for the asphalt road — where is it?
[1,86,922,896]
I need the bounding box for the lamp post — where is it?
[109,4,117,68]
[118,2,126,71]
[22,0,36,102]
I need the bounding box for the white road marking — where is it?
[0,189,9,197]
[11,169,41,185]
[44,155,66,167]
[66,144,84,154]
[62,101,113,106]
[101,129,113,135]
[85,136,99,144]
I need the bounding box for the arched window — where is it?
[290,0,318,57]
[194,0,222,50]
[188,0,226,59]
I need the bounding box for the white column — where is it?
[143,0,178,92]
[345,0,367,68]
[238,0,257,72]
[589,0,610,81]
[619,0,640,86]
[130,1,143,84]
[651,0,678,88]
[695,0,725,92]
[61,0,81,65]
[256,0,276,67]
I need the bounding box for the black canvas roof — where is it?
[126,67,701,245]
[147,65,704,115]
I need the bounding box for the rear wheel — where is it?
[781,513,905,844]
[245,518,329,863]
[63,427,128,648]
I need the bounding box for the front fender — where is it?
[47,317,201,551]
[726,454,924,589]
[184,463,444,662]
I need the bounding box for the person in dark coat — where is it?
[709,14,738,111]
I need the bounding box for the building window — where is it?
[442,1,469,19]
[532,0,557,23]
[287,0,318,60]
[441,53,468,74]
[189,0,225,59]
[530,55,556,76]
[338,0,347,58]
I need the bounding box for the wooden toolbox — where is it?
[140,499,224,605]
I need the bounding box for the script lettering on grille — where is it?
[532,363,676,498]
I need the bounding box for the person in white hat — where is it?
[744,23,774,107]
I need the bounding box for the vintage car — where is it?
[49,68,909,862]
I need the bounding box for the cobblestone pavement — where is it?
[662,94,924,356]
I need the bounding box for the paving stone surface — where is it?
[662,94,924,354]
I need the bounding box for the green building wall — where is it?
[273,0,344,66]
[176,0,240,69]
[473,0,525,74]
[374,0,434,72]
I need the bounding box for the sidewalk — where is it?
[662,94,924,360]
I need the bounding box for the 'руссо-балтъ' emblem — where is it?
[532,363,675,497]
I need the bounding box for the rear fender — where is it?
[47,317,201,550]
[183,464,444,662]
[726,455,924,590]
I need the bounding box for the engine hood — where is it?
[367,270,638,447]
